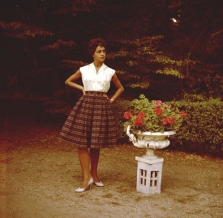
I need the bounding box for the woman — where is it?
[59,38,124,193]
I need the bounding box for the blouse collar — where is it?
[90,63,107,72]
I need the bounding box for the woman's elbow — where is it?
[65,79,69,86]
[120,86,124,93]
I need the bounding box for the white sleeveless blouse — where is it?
[80,63,115,93]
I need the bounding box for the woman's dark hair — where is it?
[88,38,107,56]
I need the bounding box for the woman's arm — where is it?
[109,73,124,103]
[65,70,85,94]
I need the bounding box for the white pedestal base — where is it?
[135,156,164,195]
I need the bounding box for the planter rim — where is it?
[136,131,176,136]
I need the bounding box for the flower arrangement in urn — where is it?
[123,94,187,134]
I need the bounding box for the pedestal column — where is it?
[135,156,164,195]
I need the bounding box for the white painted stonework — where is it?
[135,156,164,195]
[126,125,175,194]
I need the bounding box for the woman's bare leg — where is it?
[77,147,92,188]
[90,148,100,182]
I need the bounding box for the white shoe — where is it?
[75,178,93,193]
[94,181,104,187]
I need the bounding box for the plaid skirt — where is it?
[59,91,118,148]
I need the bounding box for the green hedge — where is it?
[115,95,223,157]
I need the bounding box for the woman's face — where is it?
[93,45,106,63]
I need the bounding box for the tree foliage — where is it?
[0,0,222,99]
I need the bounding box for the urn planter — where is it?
[126,125,176,195]
[126,125,176,159]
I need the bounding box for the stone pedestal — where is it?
[135,156,164,195]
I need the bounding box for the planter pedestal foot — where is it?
[143,148,157,159]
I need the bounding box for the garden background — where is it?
[1,0,222,157]
[1,1,223,217]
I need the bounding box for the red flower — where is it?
[154,100,162,107]
[134,117,144,126]
[137,111,146,118]
[124,111,132,120]
[168,116,176,124]
[162,117,176,125]
[162,117,169,125]
[179,111,187,117]
[154,107,163,115]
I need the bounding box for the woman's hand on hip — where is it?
[103,93,113,103]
